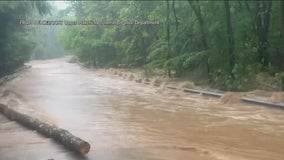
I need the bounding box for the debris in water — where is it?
[128,74,135,81]
[220,92,243,104]
[135,78,142,83]
[178,81,195,89]
[271,92,284,103]
[152,77,163,86]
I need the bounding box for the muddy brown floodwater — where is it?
[0,58,284,160]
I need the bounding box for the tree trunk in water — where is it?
[0,104,91,155]
[166,0,171,77]
[224,1,235,76]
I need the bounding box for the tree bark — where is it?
[92,53,97,68]
[245,1,272,70]
[187,0,208,49]
[0,104,90,155]
[141,37,147,65]
[172,0,178,32]
[187,0,211,80]
[166,0,171,77]
[262,1,272,69]
[280,1,284,70]
[224,1,235,75]
[255,1,272,70]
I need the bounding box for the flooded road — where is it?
[0,58,284,160]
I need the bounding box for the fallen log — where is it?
[0,104,90,155]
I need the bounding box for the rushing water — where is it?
[0,58,284,160]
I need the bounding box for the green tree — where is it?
[58,1,284,91]
[224,0,235,75]
[0,1,51,77]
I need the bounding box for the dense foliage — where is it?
[59,1,284,91]
[1,1,282,91]
[0,1,51,77]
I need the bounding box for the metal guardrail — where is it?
[183,88,223,98]
[241,97,284,109]
[76,63,284,110]
[160,84,284,110]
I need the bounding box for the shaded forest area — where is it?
[59,1,284,91]
[1,1,284,91]
[0,1,66,78]
[0,2,52,77]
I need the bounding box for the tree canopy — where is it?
[1,1,284,91]
[58,1,284,91]
[0,1,51,76]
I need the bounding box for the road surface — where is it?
[0,58,284,160]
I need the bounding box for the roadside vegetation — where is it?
[1,1,284,92]
[0,1,51,77]
[58,1,284,91]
